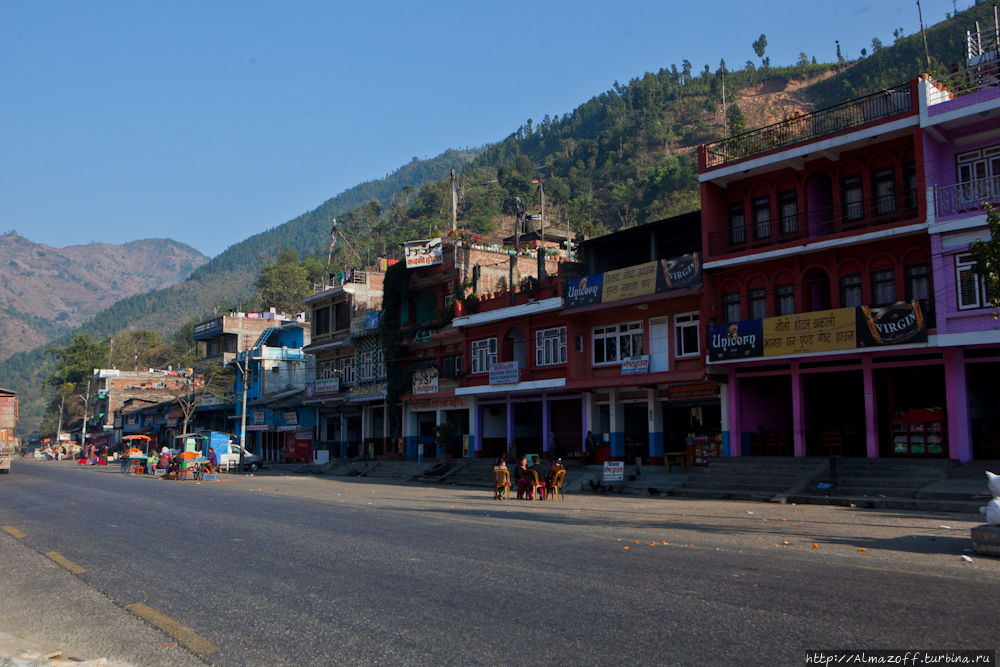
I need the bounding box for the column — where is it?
[944,349,971,462]
[647,388,664,463]
[436,408,444,459]
[506,395,515,457]
[720,381,730,457]
[791,361,806,457]
[583,391,595,458]
[862,355,878,458]
[609,389,624,458]
[472,399,482,458]
[541,393,551,457]
[728,368,742,457]
[340,412,347,458]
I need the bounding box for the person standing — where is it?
[584,431,597,465]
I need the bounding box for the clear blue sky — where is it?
[0,0,958,258]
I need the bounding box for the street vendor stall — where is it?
[172,434,208,479]
[120,435,151,474]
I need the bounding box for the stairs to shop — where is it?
[806,458,954,499]
[669,457,822,501]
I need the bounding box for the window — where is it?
[471,338,497,374]
[841,174,864,221]
[872,269,896,306]
[593,322,643,365]
[535,327,567,366]
[675,313,700,357]
[338,357,355,385]
[753,196,771,239]
[748,288,767,320]
[442,354,464,378]
[775,284,795,316]
[357,350,385,382]
[840,274,863,308]
[728,202,746,245]
[903,161,918,211]
[334,302,350,331]
[872,167,896,216]
[956,254,986,310]
[957,145,1000,204]
[906,264,931,303]
[319,361,336,380]
[778,190,798,234]
[723,292,741,323]
[313,306,330,336]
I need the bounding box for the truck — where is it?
[0,387,17,474]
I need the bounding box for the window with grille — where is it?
[358,351,375,382]
[776,284,795,316]
[957,145,1000,204]
[593,322,643,365]
[535,327,567,366]
[840,274,863,308]
[956,254,986,310]
[872,269,896,306]
[674,313,700,357]
[903,161,918,211]
[729,202,745,244]
[748,288,767,320]
[872,167,896,216]
[334,302,350,331]
[906,264,931,302]
[338,357,355,385]
[723,292,741,323]
[319,361,336,380]
[471,338,497,374]
[841,174,864,221]
[442,354,464,378]
[753,196,771,239]
[778,190,798,234]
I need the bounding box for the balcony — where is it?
[934,177,1000,219]
[255,346,306,361]
[312,270,372,294]
[708,193,919,258]
[703,83,913,169]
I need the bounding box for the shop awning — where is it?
[560,286,700,316]
[562,369,705,391]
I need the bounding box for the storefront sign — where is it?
[349,383,387,402]
[602,461,624,482]
[246,424,271,431]
[857,301,928,347]
[314,378,340,394]
[708,320,764,361]
[252,411,265,425]
[97,369,120,378]
[709,301,928,362]
[277,425,298,432]
[283,412,298,426]
[403,238,443,268]
[564,253,701,309]
[489,361,519,385]
[411,398,467,411]
[412,367,439,395]
[621,355,650,375]
[364,312,382,330]
[667,382,719,401]
[762,308,857,357]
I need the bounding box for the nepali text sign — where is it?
[404,238,443,268]
[252,411,266,425]
[489,361,519,385]
[667,382,719,401]
[602,461,624,483]
[412,367,439,395]
[564,253,701,309]
[315,378,340,394]
[761,308,858,357]
[708,301,928,362]
[97,369,120,378]
[620,356,650,375]
[349,383,386,402]
[283,412,298,426]
[411,397,467,411]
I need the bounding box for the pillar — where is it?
[720,381,730,457]
[583,391,595,457]
[727,368,742,457]
[944,348,971,462]
[791,361,806,457]
[506,395,515,456]
[436,408,445,458]
[609,389,624,458]
[647,388,664,462]
[862,355,878,458]
[471,399,482,457]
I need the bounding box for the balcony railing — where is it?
[703,83,913,169]
[708,193,919,257]
[934,177,1000,218]
[925,60,1000,106]
[313,270,371,294]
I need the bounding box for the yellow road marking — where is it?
[124,603,219,654]
[46,551,85,574]
[2,525,26,539]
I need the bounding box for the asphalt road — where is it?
[1,459,998,667]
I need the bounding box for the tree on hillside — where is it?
[167,362,235,436]
[727,102,747,137]
[872,37,884,53]
[753,34,768,67]
[968,206,1000,315]
[256,248,311,315]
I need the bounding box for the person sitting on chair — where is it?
[492,458,508,499]
[546,458,564,496]
[203,447,218,475]
[529,456,548,500]
[514,456,531,499]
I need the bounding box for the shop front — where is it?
[348,382,388,458]
[403,395,472,460]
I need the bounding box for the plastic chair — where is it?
[527,469,546,500]
[777,431,791,456]
[547,469,566,501]
[493,469,510,500]
[820,431,842,456]
[764,433,777,456]
[129,459,144,475]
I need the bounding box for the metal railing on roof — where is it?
[313,270,370,293]
[703,83,912,169]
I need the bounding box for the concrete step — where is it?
[669,489,775,501]
[827,477,936,489]
[684,474,802,485]
[814,486,921,498]
[784,494,984,514]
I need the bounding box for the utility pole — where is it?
[536,168,548,281]
[79,379,91,457]
[56,394,65,437]
[917,0,931,71]
[450,168,457,232]
[238,335,250,472]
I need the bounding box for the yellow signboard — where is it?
[762,308,857,357]
[601,261,660,302]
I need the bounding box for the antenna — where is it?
[451,168,457,232]
[917,0,931,71]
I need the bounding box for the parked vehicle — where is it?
[219,443,263,473]
[0,388,17,474]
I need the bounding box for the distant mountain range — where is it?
[0,234,208,361]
